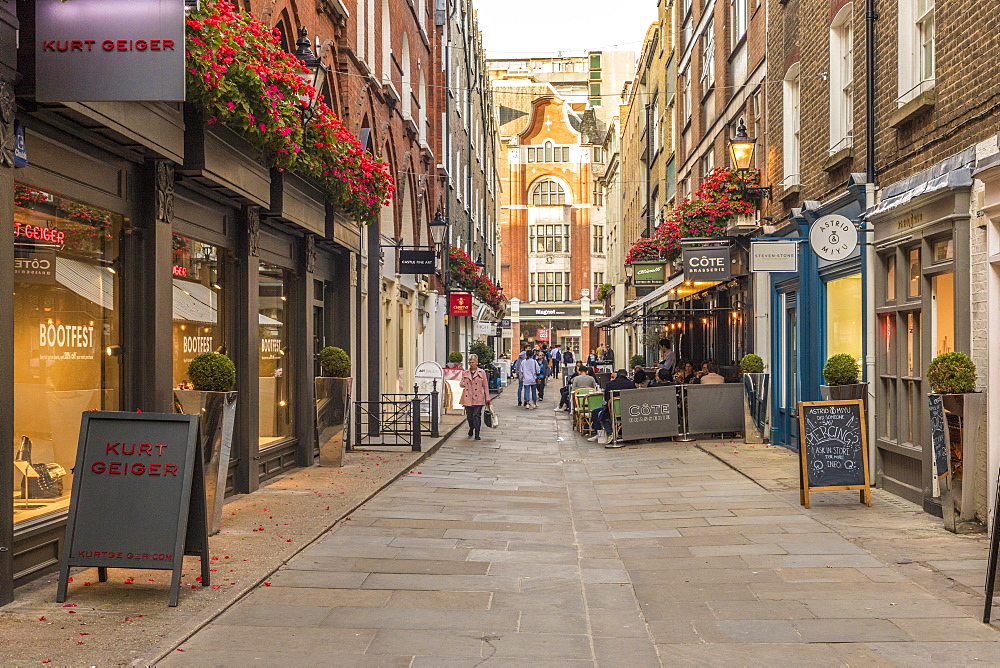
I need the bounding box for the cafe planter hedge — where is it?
[820,353,867,401]
[740,354,768,444]
[315,347,352,467]
[927,352,982,527]
[173,352,238,535]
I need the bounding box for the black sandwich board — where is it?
[797,400,871,508]
[983,468,1000,622]
[928,394,950,479]
[56,412,210,607]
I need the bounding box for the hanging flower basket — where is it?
[448,246,505,312]
[185,1,393,225]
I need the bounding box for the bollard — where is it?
[410,396,422,452]
[430,379,440,438]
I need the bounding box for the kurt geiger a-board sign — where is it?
[35,0,186,102]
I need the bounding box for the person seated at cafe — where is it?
[587,369,636,445]
[648,367,674,387]
[699,361,726,384]
[558,365,597,412]
[674,361,698,384]
[657,338,676,377]
[632,367,649,388]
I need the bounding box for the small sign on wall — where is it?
[449,293,472,317]
[751,241,798,273]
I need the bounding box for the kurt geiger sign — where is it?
[35,0,185,102]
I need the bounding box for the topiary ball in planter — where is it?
[740,353,764,374]
[448,352,463,364]
[629,354,645,369]
[317,346,351,377]
[823,353,860,386]
[468,341,495,366]
[927,352,976,394]
[188,352,236,392]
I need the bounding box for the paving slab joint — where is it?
[144,404,475,666]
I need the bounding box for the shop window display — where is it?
[172,234,227,388]
[12,183,120,523]
[259,261,292,446]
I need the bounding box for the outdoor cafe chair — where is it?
[571,387,592,430]
[580,392,604,434]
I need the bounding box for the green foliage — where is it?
[448,351,464,364]
[927,352,977,394]
[188,352,236,392]
[317,346,351,377]
[468,341,495,366]
[629,354,646,370]
[596,283,614,301]
[740,354,764,374]
[823,353,860,386]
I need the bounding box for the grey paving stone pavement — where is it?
[162,391,1000,666]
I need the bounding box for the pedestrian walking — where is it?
[549,343,562,377]
[460,354,491,440]
[562,347,575,378]
[514,346,528,406]
[534,350,548,401]
[517,352,540,409]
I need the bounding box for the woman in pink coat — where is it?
[460,354,491,440]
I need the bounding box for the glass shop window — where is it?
[172,233,227,388]
[907,247,921,298]
[12,183,121,524]
[826,274,863,364]
[259,261,292,446]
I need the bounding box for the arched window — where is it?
[532,180,567,206]
[544,140,553,163]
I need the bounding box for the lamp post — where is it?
[428,211,451,358]
[728,119,772,201]
[292,27,330,126]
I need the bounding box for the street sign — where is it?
[751,241,798,273]
[683,246,731,281]
[398,249,436,274]
[631,262,666,285]
[797,400,871,508]
[56,411,210,607]
[35,0,186,102]
[449,293,472,317]
[808,214,858,261]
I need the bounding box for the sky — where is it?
[475,0,657,58]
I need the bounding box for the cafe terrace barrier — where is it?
[615,383,744,443]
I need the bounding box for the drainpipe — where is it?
[865,0,879,482]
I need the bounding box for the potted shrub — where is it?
[927,352,981,528]
[447,351,463,368]
[629,354,646,370]
[820,353,867,401]
[740,354,768,444]
[315,346,352,467]
[174,351,238,536]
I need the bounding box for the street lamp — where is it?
[728,119,772,201]
[428,210,448,248]
[293,27,330,126]
[474,255,485,271]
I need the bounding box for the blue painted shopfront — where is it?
[769,184,868,449]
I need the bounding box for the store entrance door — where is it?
[773,292,798,447]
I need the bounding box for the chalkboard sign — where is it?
[928,394,949,479]
[56,412,210,607]
[797,400,871,508]
[983,463,1000,622]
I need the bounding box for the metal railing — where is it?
[350,382,440,452]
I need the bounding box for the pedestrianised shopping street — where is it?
[3,0,1000,664]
